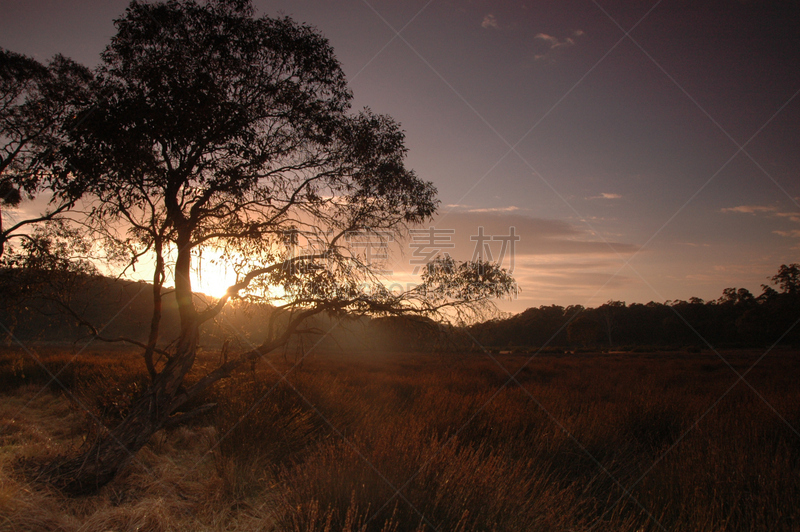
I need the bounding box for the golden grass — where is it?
[1,347,799,531]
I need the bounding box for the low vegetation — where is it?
[1,346,798,531]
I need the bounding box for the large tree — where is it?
[41,0,516,493]
[0,48,91,257]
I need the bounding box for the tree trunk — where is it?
[46,327,198,495]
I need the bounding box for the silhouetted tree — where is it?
[771,264,800,295]
[598,300,625,347]
[567,315,603,348]
[0,48,91,256]
[36,0,516,493]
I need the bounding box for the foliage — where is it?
[771,263,800,295]
[0,47,91,256]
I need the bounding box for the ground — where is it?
[1,347,799,531]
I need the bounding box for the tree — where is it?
[770,264,800,295]
[566,315,603,348]
[38,0,516,493]
[0,48,91,257]
[598,300,625,347]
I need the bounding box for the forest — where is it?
[470,263,800,350]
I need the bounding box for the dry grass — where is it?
[1,347,799,531]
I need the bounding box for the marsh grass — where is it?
[1,347,799,531]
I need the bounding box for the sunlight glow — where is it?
[190,248,288,301]
[191,249,238,298]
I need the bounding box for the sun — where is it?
[191,251,238,298]
[190,249,287,301]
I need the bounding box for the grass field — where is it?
[1,346,799,531]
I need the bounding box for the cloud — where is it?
[379,211,646,310]
[588,192,622,200]
[773,229,800,238]
[444,205,520,214]
[721,204,800,225]
[534,33,559,46]
[720,205,778,214]
[481,14,499,29]
[533,30,584,61]
[535,30,584,49]
[388,211,638,271]
[775,212,800,223]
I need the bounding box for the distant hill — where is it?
[3,266,798,352]
[0,269,413,354]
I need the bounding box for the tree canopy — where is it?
[0,48,91,256]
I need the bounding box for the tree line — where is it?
[469,264,800,350]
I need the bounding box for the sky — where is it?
[2,0,799,313]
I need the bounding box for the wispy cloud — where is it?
[775,212,800,223]
[720,205,778,214]
[535,33,559,47]
[481,14,499,29]
[447,205,520,213]
[588,192,622,200]
[722,204,800,225]
[774,229,800,238]
[534,29,584,61]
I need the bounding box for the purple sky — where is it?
[2,0,799,312]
